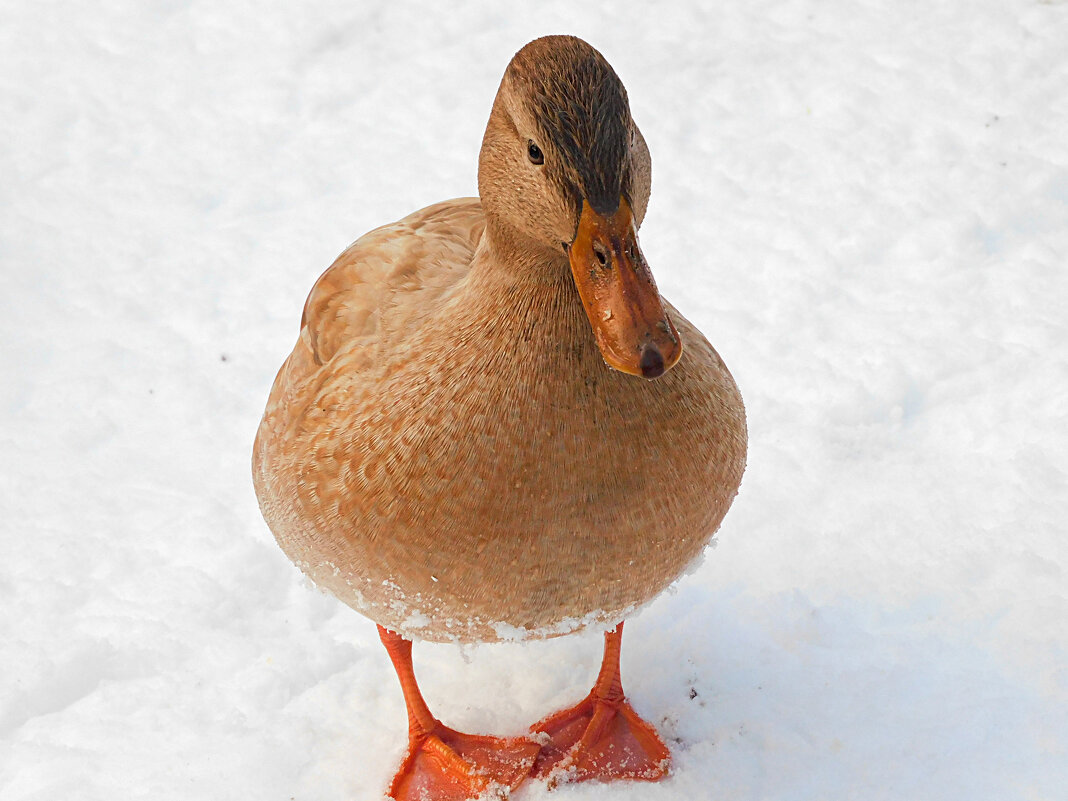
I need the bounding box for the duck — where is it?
[252,34,747,800]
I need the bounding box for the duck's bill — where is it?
[568,197,682,379]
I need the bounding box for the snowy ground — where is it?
[2,2,1066,799]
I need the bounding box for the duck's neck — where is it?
[464,222,595,360]
[472,217,572,284]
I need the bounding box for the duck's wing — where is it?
[257,198,484,443]
[273,197,483,385]
[304,197,484,366]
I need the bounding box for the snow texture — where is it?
[2,2,1066,799]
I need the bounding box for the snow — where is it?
[2,1,1066,799]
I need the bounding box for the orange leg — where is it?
[530,622,671,784]
[377,625,541,800]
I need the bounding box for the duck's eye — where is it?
[527,140,544,165]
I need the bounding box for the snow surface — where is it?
[2,2,1066,799]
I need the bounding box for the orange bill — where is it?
[568,197,682,379]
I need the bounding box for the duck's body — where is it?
[253,197,745,643]
[253,35,747,798]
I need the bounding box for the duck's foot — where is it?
[389,726,541,800]
[529,622,670,785]
[530,692,670,783]
[378,625,540,800]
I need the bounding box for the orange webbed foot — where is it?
[390,725,541,800]
[530,692,670,783]
[378,624,541,800]
[529,622,671,785]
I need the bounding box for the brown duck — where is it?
[253,34,746,800]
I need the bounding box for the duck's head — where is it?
[478,35,682,380]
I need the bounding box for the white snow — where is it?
[2,2,1065,800]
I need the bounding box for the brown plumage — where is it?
[252,35,747,644]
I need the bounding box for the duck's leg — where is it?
[529,622,670,783]
[377,625,541,800]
